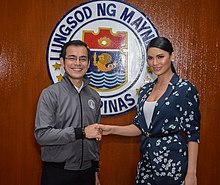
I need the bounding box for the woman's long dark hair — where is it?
[147,37,176,73]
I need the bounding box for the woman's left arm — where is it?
[95,172,101,185]
[184,141,199,185]
[181,83,201,185]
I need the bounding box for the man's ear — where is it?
[88,60,90,69]
[60,57,64,67]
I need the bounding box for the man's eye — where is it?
[79,57,88,62]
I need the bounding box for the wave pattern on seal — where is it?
[86,71,126,90]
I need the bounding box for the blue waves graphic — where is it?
[86,71,126,90]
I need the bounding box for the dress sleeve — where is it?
[180,85,201,143]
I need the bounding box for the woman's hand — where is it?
[95,172,101,185]
[98,124,113,135]
[184,173,197,185]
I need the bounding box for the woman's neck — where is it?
[156,72,174,86]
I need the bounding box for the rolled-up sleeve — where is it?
[180,85,201,143]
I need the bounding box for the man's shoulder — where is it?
[86,86,100,99]
[44,81,60,90]
[40,81,64,96]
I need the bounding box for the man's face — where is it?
[60,45,90,82]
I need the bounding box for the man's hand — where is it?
[85,124,102,140]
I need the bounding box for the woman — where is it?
[99,37,200,185]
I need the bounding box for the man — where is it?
[35,40,101,185]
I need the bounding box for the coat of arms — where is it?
[84,28,127,91]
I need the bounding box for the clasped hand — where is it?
[85,124,111,141]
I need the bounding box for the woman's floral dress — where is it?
[134,74,200,185]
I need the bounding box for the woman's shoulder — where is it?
[176,76,199,94]
[139,81,154,93]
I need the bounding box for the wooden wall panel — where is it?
[0,0,219,185]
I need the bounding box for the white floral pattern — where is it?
[134,74,200,185]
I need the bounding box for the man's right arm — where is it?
[34,90,76,146]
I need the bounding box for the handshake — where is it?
[84,123,139,140]
[84,123,112,141]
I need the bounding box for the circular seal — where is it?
[47,0,158,116]
[88,99,96,110]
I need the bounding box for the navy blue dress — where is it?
[134,74,200,185]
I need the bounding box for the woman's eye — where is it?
[158,55,164,59]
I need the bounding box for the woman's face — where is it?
[147,47,173,76]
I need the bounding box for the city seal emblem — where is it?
[47,0,159,116]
